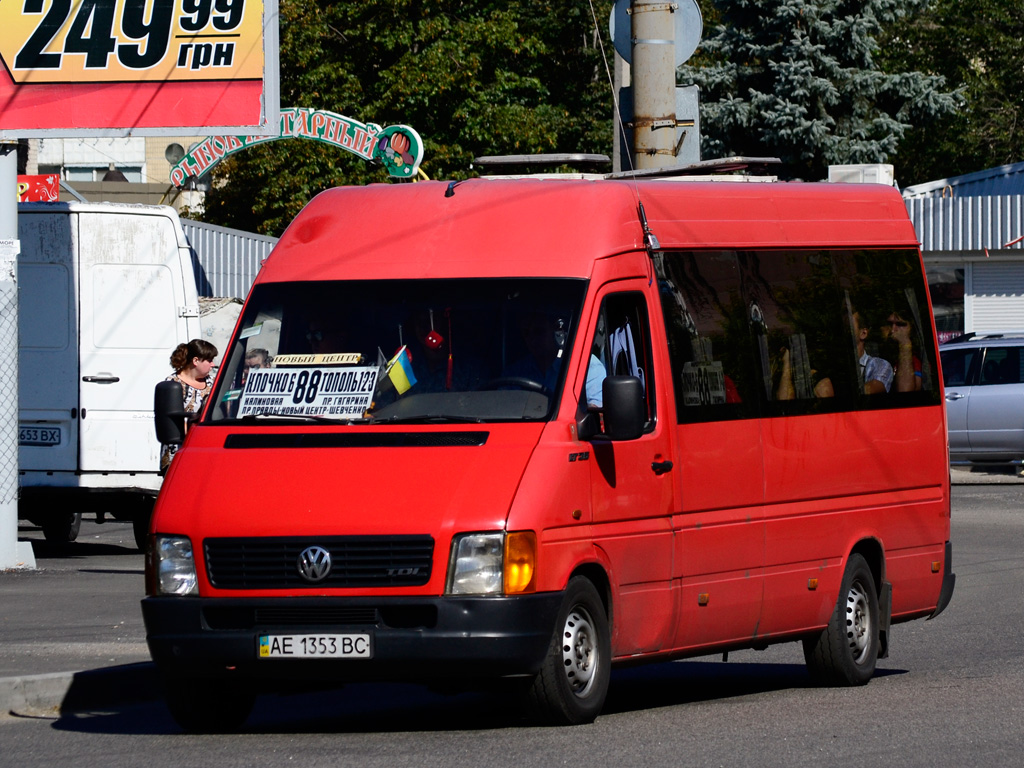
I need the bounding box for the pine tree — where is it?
[680,0,961,180]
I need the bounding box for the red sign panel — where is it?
[0,0,278,136]
[17,174,59,202]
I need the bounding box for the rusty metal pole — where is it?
[631,1,676,170]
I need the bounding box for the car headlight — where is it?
[446,531,537,595]
[153,535,199,596]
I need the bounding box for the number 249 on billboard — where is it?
[0,0,265,84]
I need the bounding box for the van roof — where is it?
[259,178,918,283]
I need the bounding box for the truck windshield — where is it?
[205,278,587,424]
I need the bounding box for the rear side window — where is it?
[979,347,1023,386]
[656,249,941,424]
[940,348,978,387]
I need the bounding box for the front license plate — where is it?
[18,425,60,446]
[258,634,372,659]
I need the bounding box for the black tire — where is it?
[527,576,611,725]
[42,512,81,543]
[132,499,155,552]
[163,675,255,733]
[803,553,879,686]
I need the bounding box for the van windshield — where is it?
[205,278,587,425]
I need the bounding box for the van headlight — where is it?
[154,535,199,596]
[446,531,537,595]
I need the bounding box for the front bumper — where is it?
[142,592,563,683]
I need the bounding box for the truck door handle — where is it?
[945,392,965,401]
[651,460,673,475]
[82,375,120,384]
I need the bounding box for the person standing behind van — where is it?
[160,339,218,471]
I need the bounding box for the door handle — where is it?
[945,392,965,401]
[82,375,120,384]
[651,460,673,475]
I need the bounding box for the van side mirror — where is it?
[602,376,645,441]
[154,380,186,446]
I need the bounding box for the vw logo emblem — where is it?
[297,546,332,583]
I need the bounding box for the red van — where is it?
[144,176,955,731]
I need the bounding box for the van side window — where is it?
[587,293,656,423]
[655,251,757,423]
[657,249,941,424]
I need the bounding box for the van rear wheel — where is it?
[803,553,879,685]
[526,576,610,724]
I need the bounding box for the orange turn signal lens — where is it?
[504,531,537,594]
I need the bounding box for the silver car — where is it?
[941,332,1024,467]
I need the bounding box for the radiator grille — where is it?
[204,536,434,589]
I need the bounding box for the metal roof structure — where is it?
[902,161,1024,199]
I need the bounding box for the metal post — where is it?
[631,1,677,170]
[0,139,34,569]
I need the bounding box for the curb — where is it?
[0,662,160,716]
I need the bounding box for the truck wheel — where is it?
[163,675,255,733]
[803,553,879,686]
[42,512,81,543]
[527,576,611,724]
[132,499,155,552]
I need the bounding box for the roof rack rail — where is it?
[605,156,782,180]
[941,331,1024,344]
[473,153,611,172]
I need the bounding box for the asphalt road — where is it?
[1,482,1022,767]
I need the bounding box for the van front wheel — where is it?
[527,577,610,725]
[803,553,879,686]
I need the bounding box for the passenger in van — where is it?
[852,310,894,394]
[241,348,271,389]
[161,338,218,471]
[775,346,835,400]
[881,307,923,392]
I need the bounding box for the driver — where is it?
[503,309,564,393]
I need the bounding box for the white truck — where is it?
[17,202,207,548]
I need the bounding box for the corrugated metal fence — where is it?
[906,195,1024,253]
[181,219,278,298]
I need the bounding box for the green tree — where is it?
[879,0,1024,186]
[679,0,961,180]
[202,0,615,235]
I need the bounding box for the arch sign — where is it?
[170,107,424,187]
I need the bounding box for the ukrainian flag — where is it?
[387,346,417,395]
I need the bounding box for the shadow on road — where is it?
[46,659,908,735]
[18,523,140,561]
